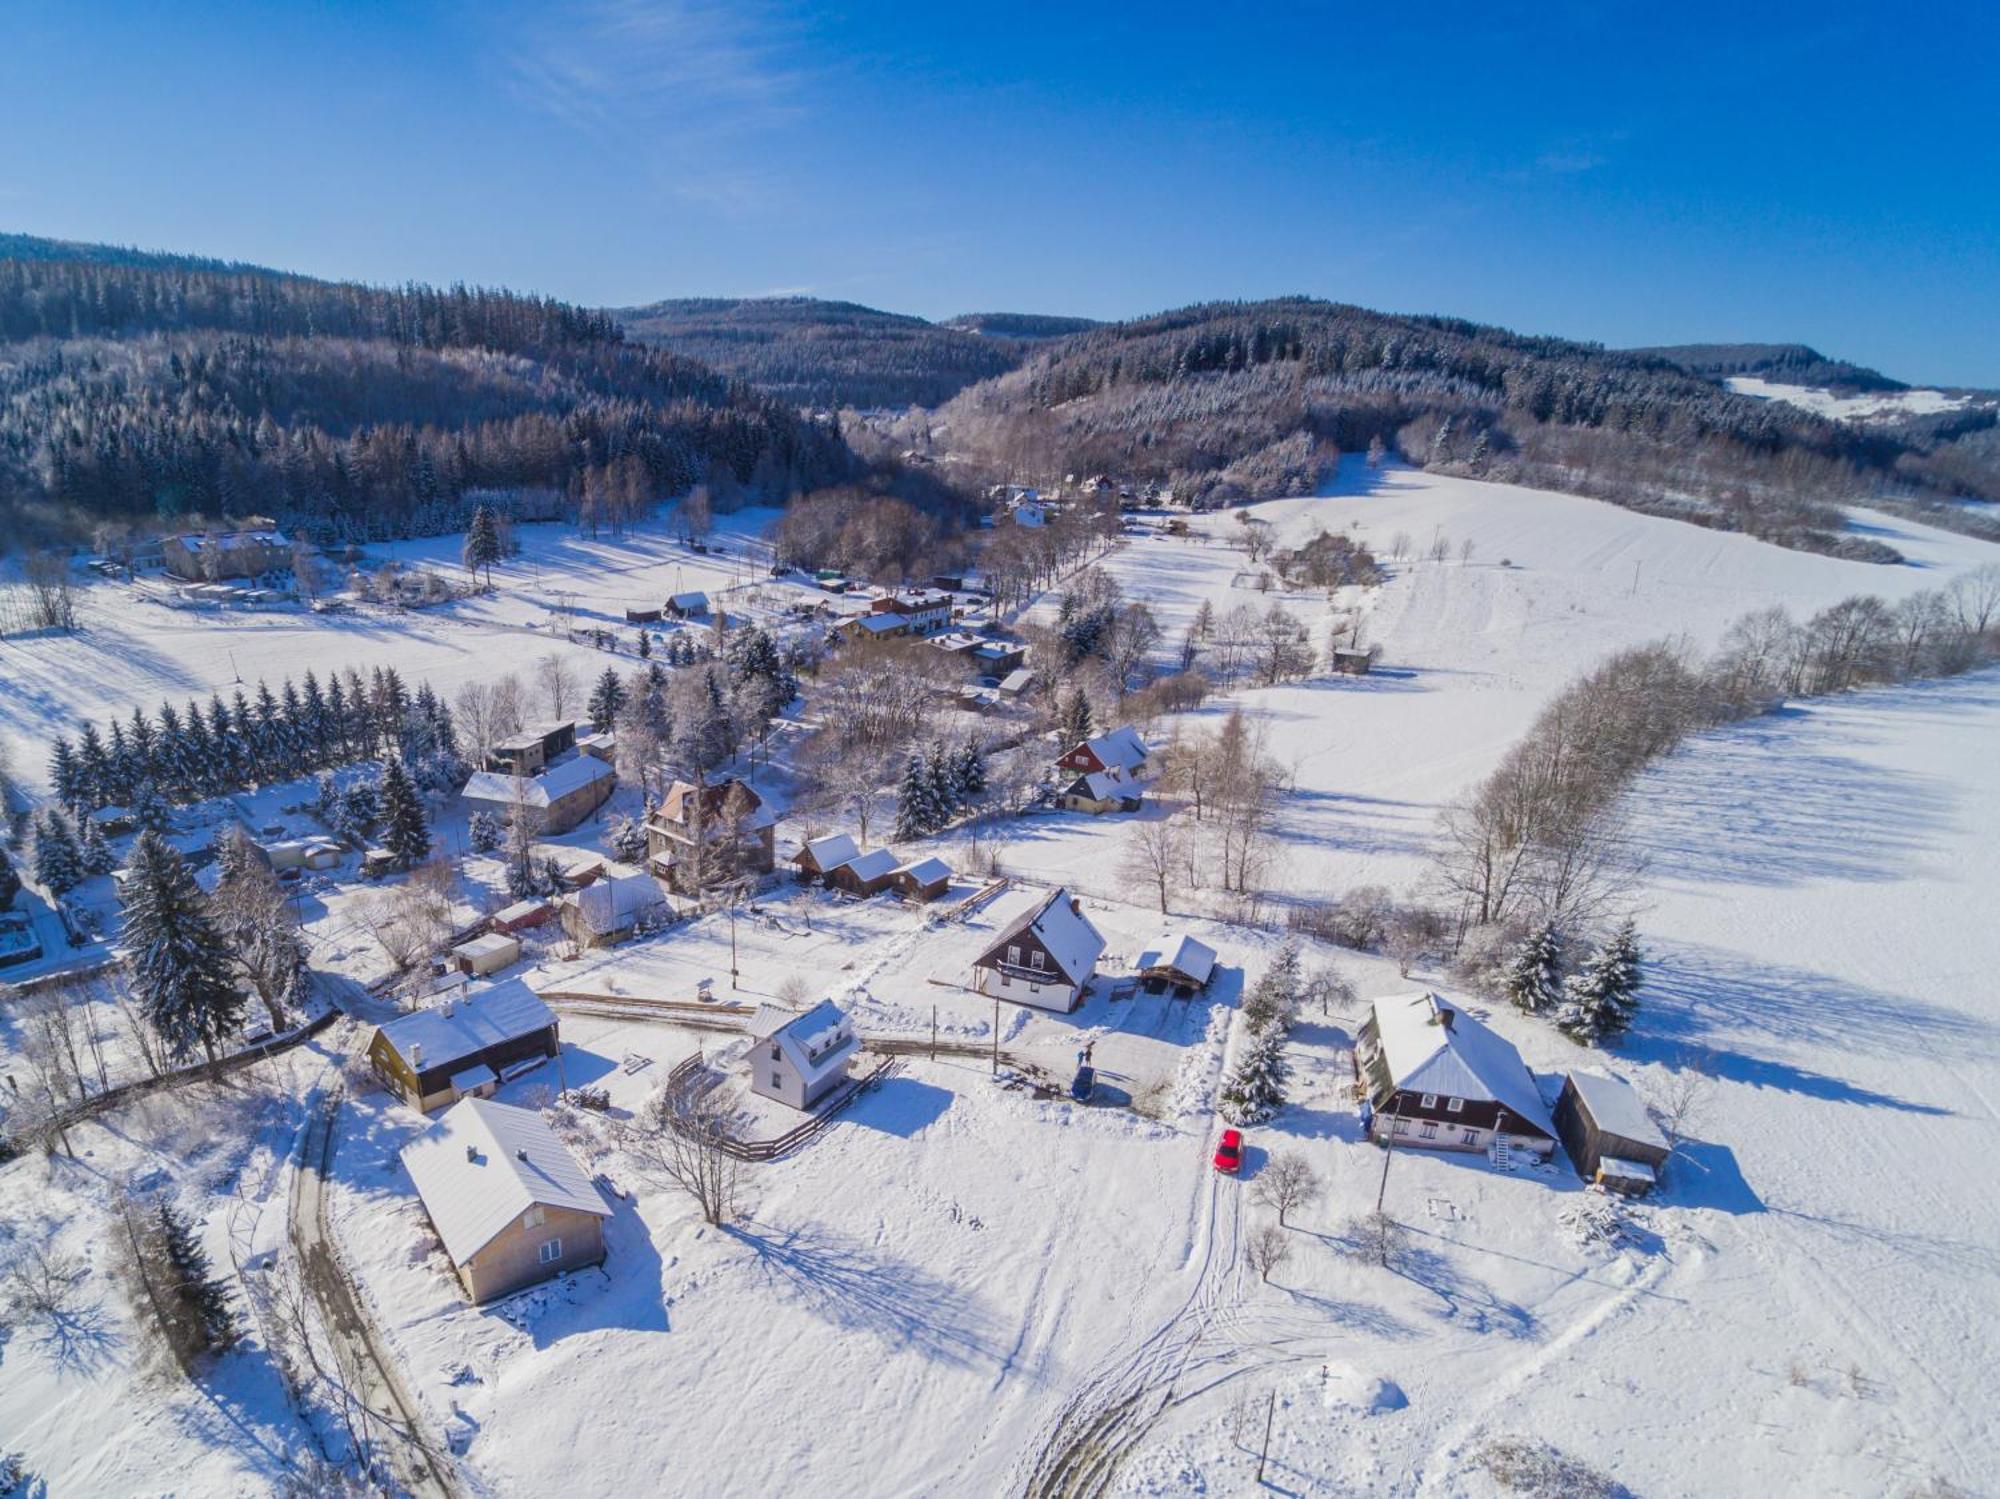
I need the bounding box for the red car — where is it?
[1212,1128,1243,1174]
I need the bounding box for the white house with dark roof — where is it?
[401,1098,612,1303]
[747,1000,862,1110]
[971,887,1106,1012]
[1354,993,1557,1157]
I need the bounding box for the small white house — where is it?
[746,1000,861,1111]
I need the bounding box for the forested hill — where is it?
[0,255,857,545]
[942,312,1102,340]
[610,295,1035,409]
[936,297,2000,560]
[0,230,281,277]
[1628,341,1906,394]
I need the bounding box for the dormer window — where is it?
[1420,1093,1438,1109]
[1446,1096,1464,1113]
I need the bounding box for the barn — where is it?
[1554,1072,1672,1196]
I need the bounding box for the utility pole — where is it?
[1375,1095,1402,1216]
[991,995,1000,1076]
[728,899,739,990]
[931,1005,938,1061]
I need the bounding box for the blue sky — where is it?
[4,1,1996,384]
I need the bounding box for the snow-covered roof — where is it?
[401,1099,610,1265]
[895,855,952,886]
[453,933,518,961]
[569,871,665,931]
[175,528,288,551]
[670,591,710,610]
[1597,1156,1658,1185]
[373,978,555,1074]
[1072,726,1148,773]
[747,999,861,1090]
[795,832,860,870]
[852,613,908,635]
[998,668,1034,693]
[835,847,900,882]
[1138,933,1216,986]
[461,754,613,809]
[1069,770,1144,802]
[1566,1072,1667,1150]
[1369,993,1555,1137]
[983,887,1105,987]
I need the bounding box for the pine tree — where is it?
[587,668,627,733]
[464,503,503,587]
[34,811,84,896]
[131,781,173,835]
[122,831,245,1063]
[1501,921,1565,1015]
[1557,920,1643,1046]
[49,737,84,813]
[155,1200,236,1353]
[1057,687,1093,749]
[893,755,936,842]
[1243,940,1303,1033]
[637,629,652,659]
[953,742,986,804]
[467,810,504,853]
[76,724,112,809]
[376,755,430,868]
[925,741,958,829]
[0,844,19,912]
[78,814,115,877]
[1220,1028,1290,1125]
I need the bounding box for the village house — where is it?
[891,855,953,902]
[258,835,344,872]
[367,978,561,1114]
[1057,726,1150,784]
[1353,993,1557,1159]
[162,524,290,581]
[971,886,1107,1013]
[791,832,860,883]
[1135,933,1218,996]
[746,1000,862,1111]
[1059,769,1146,815]
[460,753,616,835]
[400,1098,612,1303]
[485,721,578,777]
[490,898,554,935]
[1554,1072,1672,1196]
[665,590,711,619]
[644,777,778,895]
[826,846,900,897]
[558,868,667,948]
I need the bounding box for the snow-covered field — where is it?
[4,467,1998,1497]
[1726,374,1988,423]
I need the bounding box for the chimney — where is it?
[516,1148,528,1162]
[410,1042,424,1069]
[465,1144,477,1163]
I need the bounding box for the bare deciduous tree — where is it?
[535,654,581,720]
[1245,1222,1292,1283]
[1251,1151,1322,1228]
[1121,814,1186,915]
[1347,1210,1409,1270]
[622,1080,743,1227]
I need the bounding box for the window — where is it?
[769,1044,781,1060]
[1029,950,1046,971]
[1463,1129,1479,1146]
[1419,1093,1438,1109]
[1393,1117,1409,1134]
[1446,1096,1464,1113]
[523,1206,545,1229]
[1006,944,1021,966]
[538,1238,563,1265]
[1420,1122,1438,1139]
[771,1072,782,1089]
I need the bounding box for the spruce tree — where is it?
[0,844,19,912]
[376,755,430,869]
[463,503,503,588]
[588,668,627,733]
[637,629,652,659]
[893,755,935,842]
[155,1200,236,1353]
[49,737,83,813]
[925,741,957,829]
[953,743,987,803]
[34,811,84,897]
[122,831,245,1063]
[1501,921,1565,1015]
[78,814,115,877]
[1220,1028,1290,1125]
[1557,920,1642,1045]
[1057,687,1093,749]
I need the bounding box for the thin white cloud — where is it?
[491,0,810,207]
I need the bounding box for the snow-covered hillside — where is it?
[4,465,1997,1498]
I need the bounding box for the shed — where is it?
[1331,648,1375,676]
[827,846,900,897]
[891,855,952,902]
[625,606,663,624]
[262,836,344,872]
[400,1099,612,1303]
[560,870,666,948]
[1554,1072,1671,1196]
[665,591,710,618]
[453,932,522,978]
[491,899,554,934]
[1136,934,1217,995]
